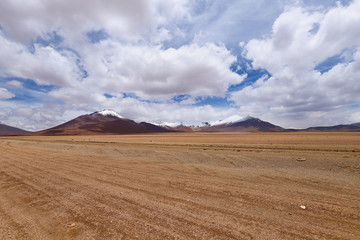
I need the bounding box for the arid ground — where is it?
[0,133,359,239]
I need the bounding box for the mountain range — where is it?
[0,109,359,136]
[301,122,360,132]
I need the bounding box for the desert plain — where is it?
[0,132,359,239]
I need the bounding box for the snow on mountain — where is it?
[210,115,245,126]
[151,122,182,128]
[242,116,261,122]
[164,122,183,127]
[210,115,260,126]
[91,109,123,118]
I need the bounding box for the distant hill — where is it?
[198,116,285,132]
[33,109,171,135]
[302,122,360,132]
[0,123,28,135]
[161,124,194,132]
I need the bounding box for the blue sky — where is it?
[0,0,360,130]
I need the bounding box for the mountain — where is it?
[163,124,194,132]
[302,122,360,132]
[209,115,245,126]
[33,109,171,135]
[0,123,28,135]
[152,122,195,132]
[199,116,285,132]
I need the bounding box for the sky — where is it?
[0,0,360,131]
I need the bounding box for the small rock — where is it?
[300,205,306,210]
[296,158,307,162]
[69,223,76,228]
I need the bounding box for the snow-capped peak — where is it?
[151,122,182,128]
[210,115,260,126]
[91,109,123,118]
[243,115,259,121]
[162,122,182,128]
[210,115,245,126]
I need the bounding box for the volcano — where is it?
[34,109,171,135]
[199,116,285,132]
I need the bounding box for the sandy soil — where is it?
[0,132,359,239]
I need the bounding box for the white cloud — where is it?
[14,107,33,117]
[0,31,82,87]
[77,41,244,100]
[231,0,360,127]
[0,0,147,43]
[179,97,197,105]
[0,88,15,99]
[6,80,23,88]
[350,112,360,122]
[0,0,244,105]
[0,0,316,47]
[245,1,360,72]
[0,0,192,45]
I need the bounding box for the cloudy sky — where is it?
[0,0,360,130]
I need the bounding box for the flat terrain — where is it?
[0,132,359,239]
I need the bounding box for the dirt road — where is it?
[0,133,359,239]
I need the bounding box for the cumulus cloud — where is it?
[245,2,360,73]
[0,88,14,99]
[231,0,360,127]
[0,0,192,45]
[0,0,243,100]
[0,0,147,43]
[79,42,243,100]
[0,31,82,87]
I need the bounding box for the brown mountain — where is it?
[199,117,285,132]
[301,122,360,132]
[0,123,28,135]
[33,110,171,136]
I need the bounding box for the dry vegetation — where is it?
[0,132,360,239]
